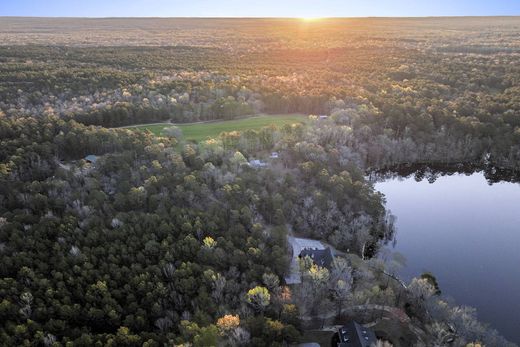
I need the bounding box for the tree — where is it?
[202,236,217,249]
[229,327,251,346]
[163,126,183,141]
[193,325,219,347]
[230,151,247,172]
[295,261,330,317]
[262,273,280,292]
[246,286,271,312]
[216,314,240,332]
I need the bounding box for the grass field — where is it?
[129,114,307,141]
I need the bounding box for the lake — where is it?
[374,166,520,343]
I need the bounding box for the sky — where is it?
[1,0,519,18]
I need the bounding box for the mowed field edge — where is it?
[126,114,307,141]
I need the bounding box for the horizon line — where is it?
[0,14,520,21]
[1,15,519,19]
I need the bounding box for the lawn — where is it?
[128,114,307,141]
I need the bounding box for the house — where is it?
[249,159,268,168]
[270,152,280,159]
[285,236,328,285]
[84,155,98,164]
[299,247,334,269]
[332,321,377,347]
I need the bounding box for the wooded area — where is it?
[0,17,519,346]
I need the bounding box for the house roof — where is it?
[299,247,334,269]
[285,236,327,285]
[84,155,98,163]
[336,321,377,347]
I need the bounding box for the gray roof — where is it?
[299,247,334,269]
[336,321,377,347]
[84,155,98,163]
[285,236,327,284]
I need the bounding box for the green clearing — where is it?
[128,114,307,141]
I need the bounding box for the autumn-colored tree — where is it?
[216,314,240,333]
[246,286,271,312]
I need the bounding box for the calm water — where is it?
[375,171,520,343]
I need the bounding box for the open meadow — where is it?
[128,114,307,141]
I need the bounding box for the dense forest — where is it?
[1,18,519,171]
[1,17,519,346]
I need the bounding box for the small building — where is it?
[84,155,98,164]
[270,152,280,159]
[319,115,329,120]
[299,247,334,269]
[249,159,268,169]
[285,236,327,285]
[332,321,377,347]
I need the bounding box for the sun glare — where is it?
[300,16,322,22]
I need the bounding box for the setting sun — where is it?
[300,16,323,22]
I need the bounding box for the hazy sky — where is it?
[1,0,519,17]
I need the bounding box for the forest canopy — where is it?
[0,17,519,346]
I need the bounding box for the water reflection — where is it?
[374,168,520,343]
[369,163,520,185]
